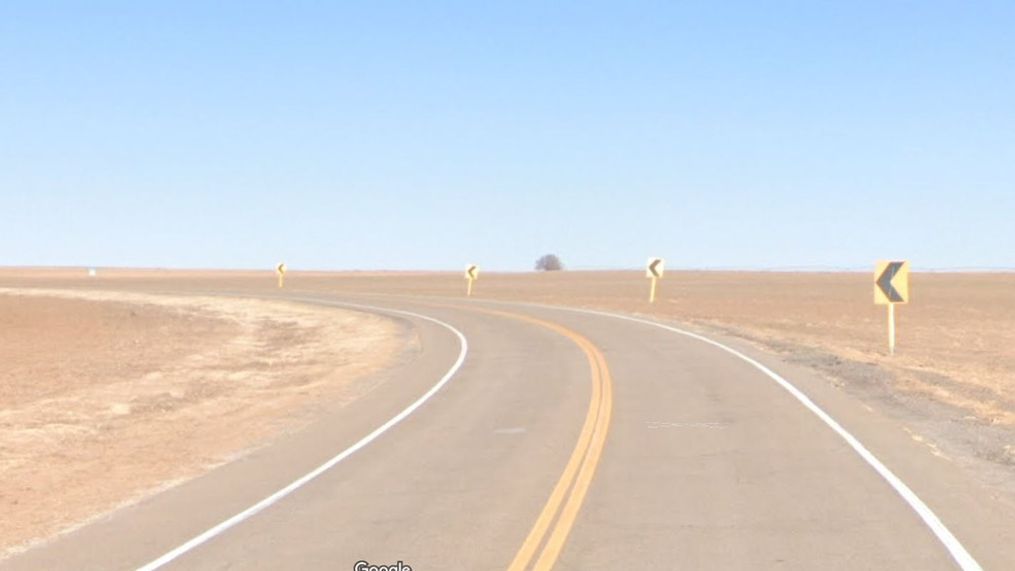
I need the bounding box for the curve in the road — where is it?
[136,298,618,571]
[547,305,983,571]
[30,291,983,571]
[459,308,613,571]
[136,301,469,571]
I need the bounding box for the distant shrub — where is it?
[535,254,564,271]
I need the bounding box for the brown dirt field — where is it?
[0,287,404,557]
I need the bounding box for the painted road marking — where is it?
[494,427,527,435]
[437,295,981,570]
[454,308,611,571]
[136,302,469,571]
[561,306,982,571]
[646,420,728,429]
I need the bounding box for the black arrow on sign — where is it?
[877,262,905,302]
[649,259,662,278]
[467,265,477,278]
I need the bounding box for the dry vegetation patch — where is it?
[0,288,404,557]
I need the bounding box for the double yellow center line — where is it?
[471,308,613,571]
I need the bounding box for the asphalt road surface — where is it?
[5,292,1014,570]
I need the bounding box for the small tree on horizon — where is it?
[535,254,564,271]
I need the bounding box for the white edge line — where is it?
[276,293,979,569]
[136,300,469,571]
[559,306,982,571]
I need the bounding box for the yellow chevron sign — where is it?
[875,260,910,356]
[645,258,664,303]
[465,264,479,297]
[646,258,665,279]
[874,261,909,305]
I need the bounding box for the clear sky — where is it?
[2,1,1013,271]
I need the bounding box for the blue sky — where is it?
[2,1,1013,271]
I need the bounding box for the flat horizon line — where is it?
[2,265,1014,274]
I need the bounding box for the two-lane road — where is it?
[5,293,1013,570]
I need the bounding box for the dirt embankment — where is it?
[0,288,404,557]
